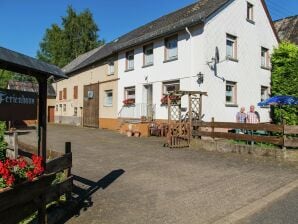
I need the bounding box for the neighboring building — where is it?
[7,80,56,123]
[55,0,278,130]
[55,46,119,129]
[274,15,298,45]
[117,0,278,123]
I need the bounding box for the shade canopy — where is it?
[0,46,66,79]
[258,95,298,107]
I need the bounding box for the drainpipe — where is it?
[185,27,194,90]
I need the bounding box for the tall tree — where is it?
[0,70,13,88]
[37,6,103,68]
[271,42,298,125]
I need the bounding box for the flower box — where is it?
[123,98,135,106]
[161,95,181,105]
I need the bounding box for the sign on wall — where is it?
[0,88,37,121]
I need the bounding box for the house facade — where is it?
[117,0,278,123]
[55,49,118,129]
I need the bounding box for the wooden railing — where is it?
[192,119,298,148]
[0,142,73,224]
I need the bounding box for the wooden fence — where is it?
[0,142,73,224]
[192,119,298,148]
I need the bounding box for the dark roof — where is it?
[8,80,56,97]
[65,0,231,74]
[274,15,298,45]
[0,47,67,79]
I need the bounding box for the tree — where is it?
[271,42,298,125]
[37,6,103,68]
[0,70,13,89]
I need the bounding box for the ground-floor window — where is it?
[104,90,113,107]
[225,81,237,105]
[162,80,180,95]
[74,107,78,116]
[123,86,135,106]
[63,104,66,112]
[56,105,58,111]
[261,86,269,102]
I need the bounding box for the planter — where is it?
[0,149,6,162]
[126,131,133,137]
[134,131,141,137]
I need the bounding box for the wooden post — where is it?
[199,94,203,121]
[13,131,18,159]
[37,76,48,224]
[211,117,215,140]
[282,119,286,150]
[65,142,72,201]
[188,94,192,141]
[167,95,171,124]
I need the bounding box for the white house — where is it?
[116,0,279,123]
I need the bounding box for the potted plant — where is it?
[123,98,135,106]
[0,122,7,162]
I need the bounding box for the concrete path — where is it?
[19,124,298,224]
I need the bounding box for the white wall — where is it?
[117,0,278,122]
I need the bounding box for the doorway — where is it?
[83,83,99,128]
[48,106,55,123]
[143,84,153,120]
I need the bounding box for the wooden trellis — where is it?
[166,91,207,148]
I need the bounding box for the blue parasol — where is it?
[258,95,298,107]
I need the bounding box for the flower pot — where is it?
[0,149,6,162]
[134,132,140,137]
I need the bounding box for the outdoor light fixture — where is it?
[197,72,204,85]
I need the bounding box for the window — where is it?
[73,86,78,99]
[226,34,237,60]
[63,88,67,99]
[126,50,134,70]
[225,81,237,105]
[163,80,180,95]
[63,104,66,112]
[108,61,115,75]
[59,91,62,100]
[261,86,269,102]
[165,35,178,61]
[74,107,78,116]
[56,105,58,111]
[247,2,254,22]
[104,90,113,107]
[124,87,135,100]
[261,47,270,68]
[143,44,154,66]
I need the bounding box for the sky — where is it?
[0,0,297,58]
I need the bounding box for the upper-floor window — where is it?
[261,86,269,102]
[73,86,78,99]
[126,50,134,71]
[108,61,115,75]
[226,81,237,105]
[261,47,270,68]
[226,34,238,61]
[63,88,67,100]
[104,90,113,107]
[165,35,178,61]
[247,2,254,22]
[143,44,154,66]
[163,80,180,95]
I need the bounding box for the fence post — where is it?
[282,120,286,150]
[13,131,18,159]
[65,142,72,201]
[211,117,215,140]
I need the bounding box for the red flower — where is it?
[6,175,15,186]
[26,171,35,181]
[18,159,27,169]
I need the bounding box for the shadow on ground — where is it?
[46,169,125,224]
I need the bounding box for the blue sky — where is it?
[0,0,297,57]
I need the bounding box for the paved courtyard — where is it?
[19,124,298,224]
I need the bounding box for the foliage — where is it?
[271,42,298,125]
[37,5,103,68]
[0,70,37,90]
[0,155,44,189]
[0,122,7,152]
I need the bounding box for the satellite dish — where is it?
[215,47,220,63]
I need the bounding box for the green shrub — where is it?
[0,122,7,151]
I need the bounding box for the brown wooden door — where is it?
[83,83,99,128]
[48,106,55,123]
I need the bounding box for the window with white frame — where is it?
[108,61,115,75]
[56,105,58,111]
[163,80,180,95]
[225,81,237,105]
[226,34,237,60]
[124,87,135,100]
[247,2,254,22]
[261,47,270,68]
[143,44,154,66]
[261,86,269,102]
[63,104,66,112]
[126,50,134,70]
[165,35,178,61]
[104,90,113,106]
